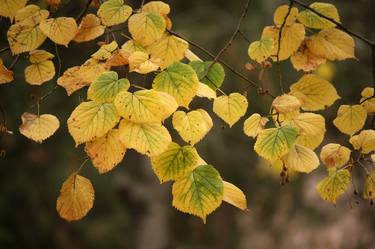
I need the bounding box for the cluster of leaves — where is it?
[0,0,374,223]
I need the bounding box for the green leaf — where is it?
[153,62,199,108]
[97,0,132,26]
[189,61,225,90]
[151,142,199,183]
[297,2,340,30]
[254,125,299,161]
[316,169,350,204]
[172,165,224,223]
[87,71,130,103]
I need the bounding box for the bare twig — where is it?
[76,0,93,22]
[0,47,9,54]
[9,55,20,70]
[238,30,251,43]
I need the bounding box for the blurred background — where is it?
[1,0,375,248]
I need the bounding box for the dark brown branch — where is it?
[0,47,10,54]
[76,0,93,22]
[9,55,20,70]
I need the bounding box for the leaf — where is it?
[73,14,105,43]
[29,49,54,63]
[306,28,355,61]
[291,40,326,72]
[320,143,351,168]
[360,87,375,113]
[25,60,55,85]
[153,62,199,108]
[87,71,130,103]
[56,174,94,221]
[189,61,225,90]
[0,0,26,19]
[19,112,60,143]
[15,4,49,24]
[273,5,299,27]
[247,37,274,63]
[213,93,248,127]
[0,59,13,84]
[114,89,177,123]
[316,169,350,204]
[254,125,299,161]
[128,12,166,46]
[91,41,118,60]
[363,170,375,200]
[289,74,340,111]
[289,112,326,136]
[283,144,319,173]
[148,34,188,69]
[261,23,305,61]
[67,101,120,146]
[128,51,160,74]
[142,1,170,16]
[121,39,147,59]
[172,164,223,223]
[85,129,126,174]
[296,132,324,150]
[349,129,375,154]
[223,181,247,211]
[172,109,213,145]
[196,83,217,100]
[272,94,301,113]
[39,17,78,46]
[97,0,132,26]
[243,113,269,138]
[150,142,199,182]
[118,119,171,157]
[333,105,367,136]
[297,2,340,30]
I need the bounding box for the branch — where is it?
[76,0,93,22]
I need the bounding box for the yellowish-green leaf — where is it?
[213,93,248,127]
[172,109,213,145]
[25,60,55,85]
[189,61,225,90]
[306,28,355,61]
[247,37,274,63]
[120,39,147,60]
[297,2,340,30]
[97,0,132,26]
[289,74,340,111]
[56,174,94,221]
[40,17,78,46]
[223,181,248,211]
[67,101,120,146]
[254,125,299,161]
[363,170,375,200]
[349,129,375,154]
[273,5,299,27]
[172,164,223,223]
[316,169,350,204]
[87,71,130,103]
[85,129,126,174]
[118,119,171,157]
[320,143,351,168]
[19,112,59,143]
[73,14,105,43]
[128,12,166,46]
[0,0,26,19]
[128,51,160,74]
[283,144,319,173]
[153,62,199,108]
[243,113,269,138]
[333,105,367,136]
[151,142,199,182]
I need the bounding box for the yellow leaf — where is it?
[0,59,13,84]
[73,14,105,43]
[148,34,189,69]
[273,5,299,27]
[128,12,166,46]
[289,74,340,111]
[25,60,55,85]
[121,39,147,59]
[105,49,129,67]
[360,87,375,113]
[142,1,170,16]
[291,40,326,72]
[56,174,94,221]
[290,112,326,136]
[128,51,160,74]
[349,129,375,154]
[97,0,132,26]
[254,125,299,161]
[172,109,213,145]
[150,142,199,182]
[247,37,274,63]
[243,113,269,138]
[261,23,305,61]
[223,181,248,211]
[320,143,351,168]
[85,129,126,174]
[39,17,78,46]
[172,164,223,223]
[316,169,350,204]
[118,119,171,157]
[333,105,367,136]
[19,112,59,143]
[272,94,301,113]
[213,93,248,127]
[297,2,340,30]
[29,49,54,63]
[196,82,217,100]
[14,4,49,23]
[296,132,324,150]
[185,49,202,62]
[363,170,375,200]
[91,41,118,60]
[114,89,177,123]
[67,101,120,146]
[283,144,319,173]
[306,28,355,61]
[0,0,26,19]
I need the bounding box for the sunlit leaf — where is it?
[360,87,375,113]
[189,61,225,90]
[142,1,170,16]
[91,41,118,60]
[247,37,274,63]
[128,51,160,74]
[25,60,55,85]
[97,0,132,26]
[272,94,301,113]
[297,2,340,30]
[0,0,26,19]
[320,143,351,168]
[223,181,248,211]
[333,105,367,136]
[243,113,269,138]
[273,5,299,27]
[73,14,105,43]
[0,59,13,84]
[213,93,248,127]
[291,40,326,72]
[283,144,319,173]
[316,169,350,204]
[39,17,78,46]
[349,129,375,154]
[19,112,59,143]
[128,12,166,46]
[196,83,217,100]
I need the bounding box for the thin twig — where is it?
[238,30,251,43]
[76,0,93,22]
[9,55,20,70]
[0,47,10,54]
